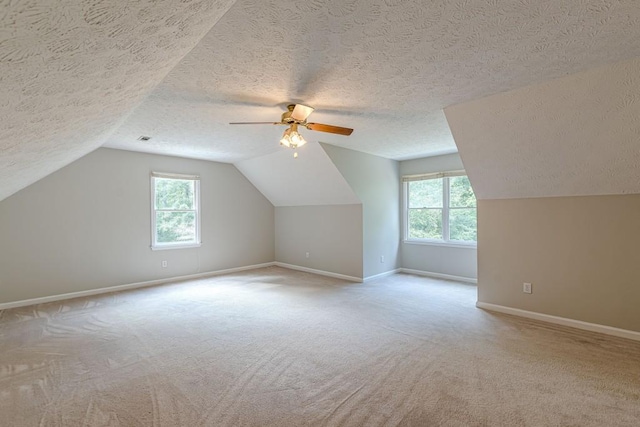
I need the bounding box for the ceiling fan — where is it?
[230,104,353,154]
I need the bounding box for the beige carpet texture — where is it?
[1,266,639,426]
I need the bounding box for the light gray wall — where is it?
[401,244,477,279]
[399,153,478,279]
[275,205,363,278]
[479,195,640,332]
[321,144,400,278]
[0,148,274,304]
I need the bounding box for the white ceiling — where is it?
[235,142,360,207]
[104,0,640,163]
[446,57,640,199]
[0,0,236,201]
[3,1,640,201]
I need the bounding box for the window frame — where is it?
[150,172,201,251]
[403,172,477,247]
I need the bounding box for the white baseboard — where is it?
[0,262,276,311]
[364,269,401,282]
[399,268,477,284]
[274,262,362,283]
[476,302,640,342]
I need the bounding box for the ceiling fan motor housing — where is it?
[230,103,353,136]
[281,104,297,124]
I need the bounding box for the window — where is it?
[404,172,477,245]
[151,172,201,250]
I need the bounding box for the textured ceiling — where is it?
[446,57,640,199]
[0,0,236,201]
[4,1,640,201]
[105,0,640,164]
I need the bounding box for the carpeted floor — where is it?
[1,266,639,426]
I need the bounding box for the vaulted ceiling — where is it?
[0,0,236,201]
[446,57,640,199]
[235,142,360,207]
[2,1,640,201]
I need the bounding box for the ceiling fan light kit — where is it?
[279,123,307,149]
[230,103,354,157]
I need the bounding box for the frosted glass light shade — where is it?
[280,125,307,148]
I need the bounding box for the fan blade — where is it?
[306,123,354,136]
[229,122,283,125]
[291,104,314,121]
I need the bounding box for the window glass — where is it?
[151,174,200,249]
[449,176,476,208]
[155,178,194,210]
[405,175,477,244]
[449,208,477,242]
[408,208,443,240]
[408,178,443,208]
[156,211,196,243]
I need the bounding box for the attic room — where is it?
[1,1,639,425]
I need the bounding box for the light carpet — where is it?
[1,266,639,426]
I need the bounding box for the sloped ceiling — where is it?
[104,0,640,163]
[3,1,640,202]
[445,57,640,200]
[234,142,359,207]
[0,0,236,201]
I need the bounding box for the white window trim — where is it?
[402,174,477,247]
[150,172,201,250]
[402,239,477,249]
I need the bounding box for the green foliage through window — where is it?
[408,208,443,239]
[407,175,476,243]
[153,176,199,247]
[155,178,194,210]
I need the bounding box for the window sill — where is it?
[151,243,201,251]
[403,240,477,249]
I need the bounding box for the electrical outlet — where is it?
[162,260,167,268]
[305,252,310,258]
[380,255,385,263]
[523,282,532,294]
